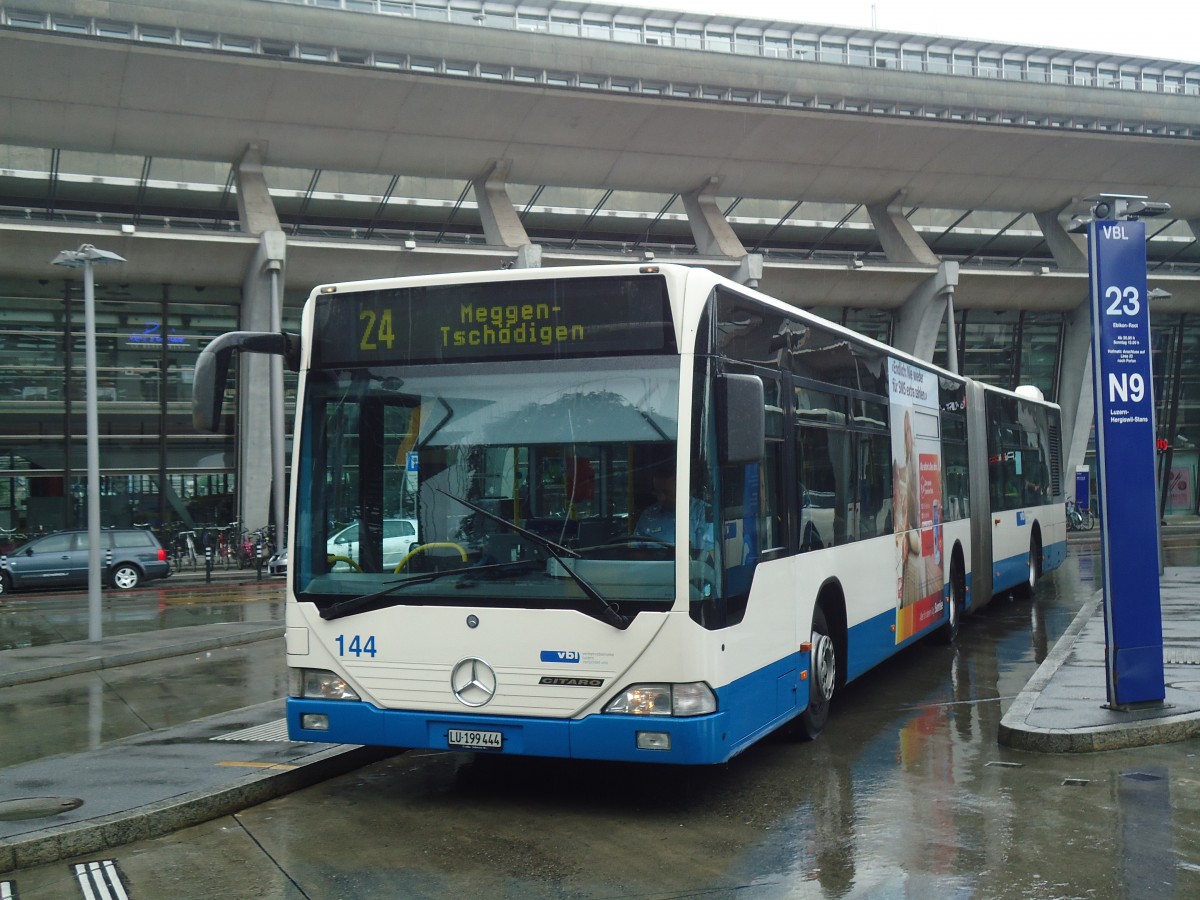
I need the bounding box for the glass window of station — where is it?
[0,278,302,540]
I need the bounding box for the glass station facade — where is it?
[2,0,1198,537]
[0,278,302,535]
[2,279,1195,538]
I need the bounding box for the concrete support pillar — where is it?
[1058,299,1094,475]
[472,160,540,266]
[682,177,763,287]
[235,144,281,236]
[866,193,939,265]
[682,177,746,258]
[1035,206,1089,270]
[473,160,530,245]
[1035,205,1093,476]
[732,253,764,288]
[235,145,287,535]
[514,243,542,269]
[892,261,959,362]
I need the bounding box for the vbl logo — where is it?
[540,650,580,663]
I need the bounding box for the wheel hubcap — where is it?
[811,632,836,702]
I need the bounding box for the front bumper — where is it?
[287,698,733,765]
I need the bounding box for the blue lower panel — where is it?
[843,590,961,682]
[847,610,902,681]
[1044,539,1067,574]
[290,653,812,766]
[994,551,1030,594]
[995,535,1067,594]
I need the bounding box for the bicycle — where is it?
[1065,500,1095,531]
[217,521,241,569]
[171,527,200,571]
[237,525,271,569]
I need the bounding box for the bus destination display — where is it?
[312,275,676,367]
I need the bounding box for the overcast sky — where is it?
[641,0,1199,64]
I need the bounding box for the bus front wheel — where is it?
[798,606,836,740]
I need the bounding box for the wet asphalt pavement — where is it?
[2,536,1200,897]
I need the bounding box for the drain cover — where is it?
[1164,648,1200,665]
[211,718,291,742]
[0,796,83,821]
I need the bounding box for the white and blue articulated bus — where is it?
[192,264,1064,764]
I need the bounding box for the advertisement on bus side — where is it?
[889,359,945,643]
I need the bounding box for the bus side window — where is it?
[796,425,848,548]
[759,377,786,554]
[759,439,785,553]
[857,430,892,540]
[1023,456,1047,506]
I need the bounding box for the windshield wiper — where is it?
[437,489,630,630]
[437,488,577,558]
[319,559,535,621]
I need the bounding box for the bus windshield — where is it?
[295,356,690,618]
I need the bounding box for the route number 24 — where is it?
[360,309,394,351]
[1105,286,1140,316]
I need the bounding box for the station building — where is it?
[1,0,1199,536]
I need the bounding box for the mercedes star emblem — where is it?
[451,657,497,707]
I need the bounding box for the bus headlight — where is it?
[671,682,718,716]
[604,682,716,717]
[290,668,360,701]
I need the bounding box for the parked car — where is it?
[263,520,419,578]
[0,528,170,596]
[267,547,288,577]
[327,518,419,571]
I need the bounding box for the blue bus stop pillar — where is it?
[1088,218,1165,708]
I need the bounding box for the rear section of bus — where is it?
[968,382,1067,605]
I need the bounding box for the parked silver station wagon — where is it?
[0,528,171,595]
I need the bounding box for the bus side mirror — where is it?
[717,373,764,465]
[192,331,301,433]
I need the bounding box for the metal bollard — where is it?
[205,544,213,583]
[256,538,264,580]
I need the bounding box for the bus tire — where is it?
[798,606,836,740]
[1016,532,1042,598]
[938,553,966,644]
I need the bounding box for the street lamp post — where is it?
[51,244,126,642]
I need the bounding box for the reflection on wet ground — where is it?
[215,543,1197,898]
[0,579,286,769]
[6,544,1200,899]
[0,580,284,650]
[0,638,286,769]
